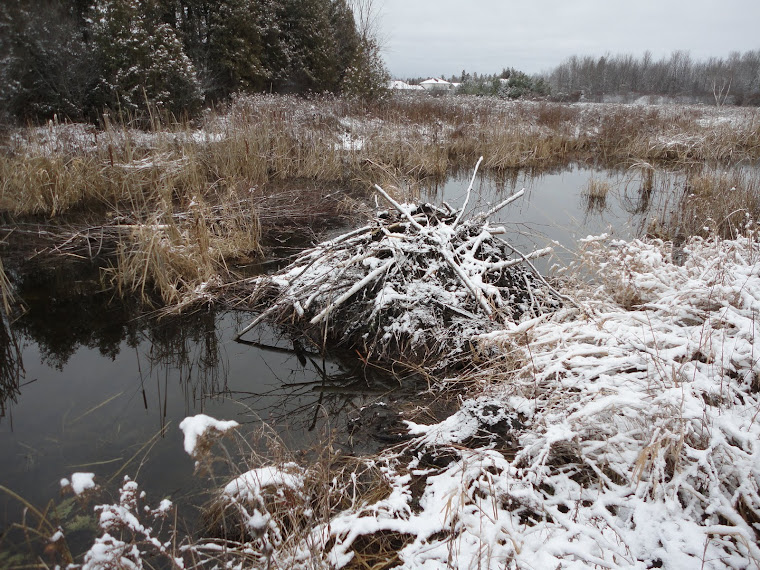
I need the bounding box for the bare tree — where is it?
[348,0,385,45]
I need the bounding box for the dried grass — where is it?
[651,167,760,241]
[4,96,758,220]
[581,176,611,213]
[1,96,758,312]
[178,422,393,569]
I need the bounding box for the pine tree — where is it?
[89,0,201,117]
[329,0,361,89]
[204,0,267,99]
[0,0,95,122]
[161,0,269,101]
[341,35,389,100]
[276,0,332,92]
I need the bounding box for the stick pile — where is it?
[238,159,560,362]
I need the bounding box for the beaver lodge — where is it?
[235,159,563,364]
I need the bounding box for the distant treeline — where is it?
[419,50,760,106]
[546,50,760,105]
[0,0,388,123]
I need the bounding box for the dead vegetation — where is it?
[655,167,760,241]
[581,176,611,212]
[0,96,758,312]
[3,96,760,568]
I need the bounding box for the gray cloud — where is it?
[378,0,760,78]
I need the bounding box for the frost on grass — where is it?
[237,166,558,363]
[313,234,760,569]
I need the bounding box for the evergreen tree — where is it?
[0,0,391,122]
[160,0,269,101]
[89,0,201,116]
[329,0,361,89]
[278,0,338,92]
[204,0,267,99]
[341,35,389,100]
[0,0,94,121]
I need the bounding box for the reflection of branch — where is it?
[236,337,318,358]
[229,328,421,432]
[0,313,24,419]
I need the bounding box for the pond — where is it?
[0,161,751,558]
[422,163,672,270]
[0,274,414,556]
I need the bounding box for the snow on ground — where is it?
[336,131,364,151]
[74,233,760,569]
[311,233,760,569]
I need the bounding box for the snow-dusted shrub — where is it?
[315,234,760,569]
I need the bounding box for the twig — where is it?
[452,156,484,230]
[472,189,525,225]
[496,237,581,309]
[439,247,493,316]
[373,184,425,232]
[310,259,394,324]
[484,247,552,270]
[234,307,277,341]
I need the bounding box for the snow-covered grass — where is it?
[322,231,751,568]
[63,231,760,569]
[3,96,758,219]
[311,232,760,569]
[179,414,240,459]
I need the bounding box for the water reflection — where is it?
[618,167,656,215]
[419,163,699,270]
[0,314,23,419]
[233,326,423,434]
[0,266,404,539]
[580,177,610,214]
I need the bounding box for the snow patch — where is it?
[61,472,97,495]
[179,414,239,457]
[223,464,305,503]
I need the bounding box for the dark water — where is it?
[0,271,408,552]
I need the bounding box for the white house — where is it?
[420,78,452,92]
[388,80,425,91]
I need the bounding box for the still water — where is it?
[0,292,399,538]
[422,163,672,269]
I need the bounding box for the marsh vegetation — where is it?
[2,95,760,568]
[2,95,759,310]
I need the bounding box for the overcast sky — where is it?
[377,0,760,80]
